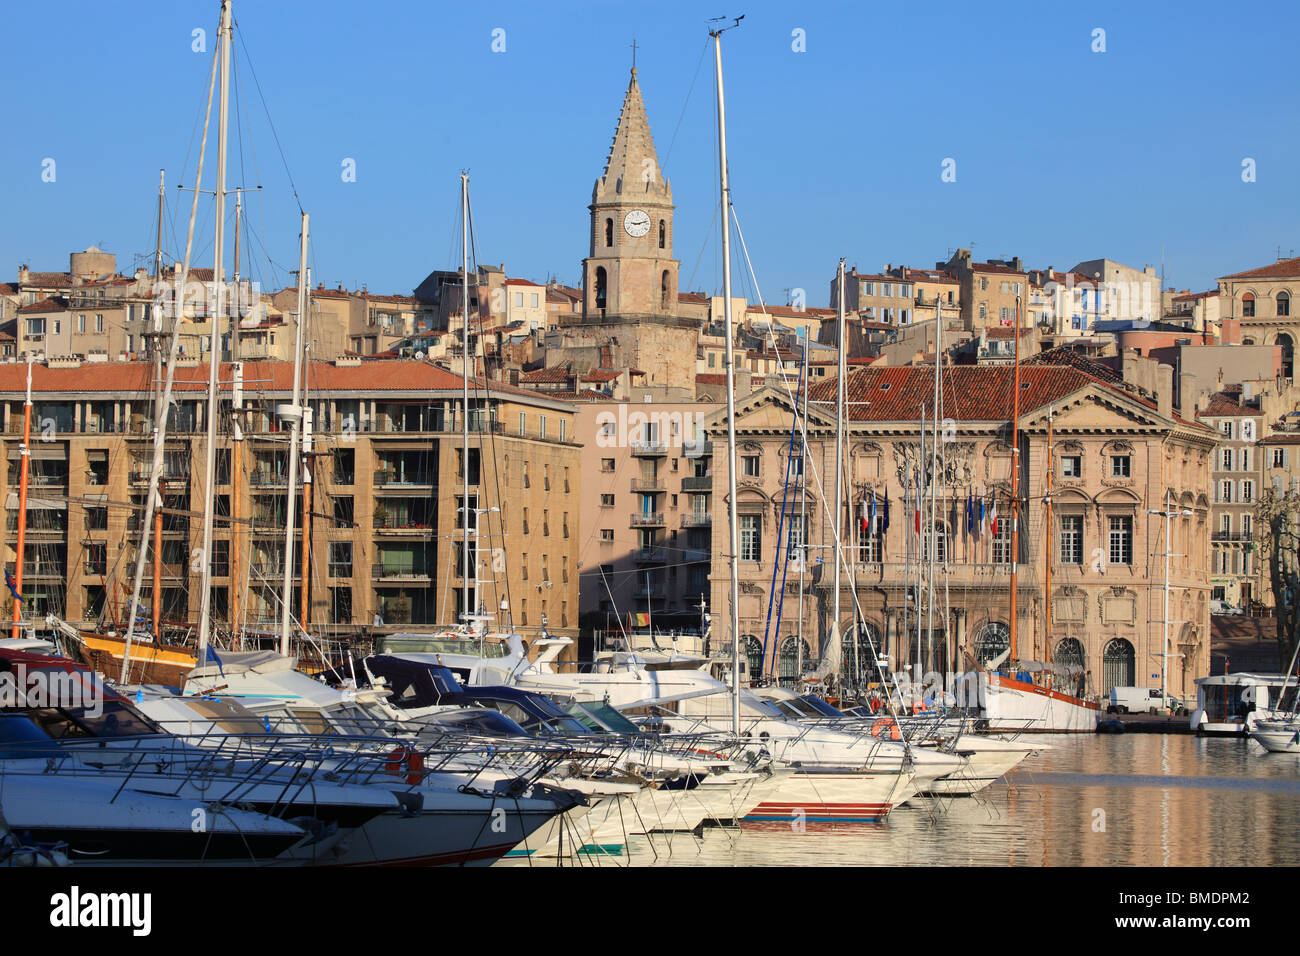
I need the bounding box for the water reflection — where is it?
[621,735,1300,867]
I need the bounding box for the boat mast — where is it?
[1044,405,1053,681]
[460,171,474,630]
[196,0,232,660]
[121,0,222,683]
[711,20,741,734]
[932,293,943,675]
[279,212,309,656]
[796,337,807,679]
[10,358,31,639]
[833,260,847,693]
[152,168,165,402]
[1009,294,1021,664]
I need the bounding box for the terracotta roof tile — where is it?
[17,296,69,314]
[1219,257,1300,281]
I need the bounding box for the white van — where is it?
[1108,686,1173,715]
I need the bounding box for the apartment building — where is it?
[0,358,581,649]
[1217,255,1300,377]
[1197,390,1263,609]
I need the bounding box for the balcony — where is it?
[373,517,435,535]
[682,512,712,528]
[683,548,709,563]
[634,548,667,563]
[682,476,712,492]
[372,563,432,582]
[631,440,667,457]
[1212,531,1253,543]
[249,472,288,489]
[373,469,433,489]
[682,439,713,458]
[630,512,665,528]
[630,477,664,493]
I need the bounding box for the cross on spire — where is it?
[631,38,637,73]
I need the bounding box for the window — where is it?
[329,542,353,577]
[77,314,86,333]
[741,455,760,477]
[740,514,762,561]
[1241,448,1250,472]
[1279,291,1291,317]
[1243,480,1254,503]
[1243,514,1253,536]
[979,305,986,321]
[85,507,108,531]
[1108,516,1133,565]
[658,220,665,249]
[1061,455,1082,478]
[95,314,104,333]
[514,292,523,307]
[992,519,1012,565]
[601,458,615,472]
[980,278,988,291]
[1243,292,1255,317]
[1110,455,1130,478]
[600,494,614,507]
[1274,448,1288,468]
[923,522,947,563]
[1222,448,1234,471]
[1220,480,1233,503]
[604,219,613,247]
[1060,515,1083,564]
[539,415,547,439]
[600,529,614,542]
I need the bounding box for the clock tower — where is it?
[582,67,679,320]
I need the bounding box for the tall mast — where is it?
[230,361,243,643]
[122,0,222,683]
[1009,295,1022,663]
[796,338,807,679]
[460,172,473,628]
[279,213,308,655]
[1044,405,1053,681]
[931,293,943,675]
[711,21,741,735]
[152,169,165,416]
[10,359,32,639]
[195,0,231,659]
[832,259,846,689]
[231,190,241,365]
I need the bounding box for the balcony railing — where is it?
[631,440,666,457]
[681,476,711,492]
[682,512,712,528]
[1212,531,1253,542]
[374,469,433,488]
[683,548,709,563]
[372,563,432,580]
[249,472,288,489]
[630,512,665,527]
[630,477,664,493]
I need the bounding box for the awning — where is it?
[4,493,65,510]
[6,446,67,460]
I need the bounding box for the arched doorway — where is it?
[841,621,880,693]
[973,622,1010,668]
[779,635,812,681]
[742,635,763,684]
[1102,638,1135,693]
[1053,637,1086,696]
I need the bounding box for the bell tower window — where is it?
[604,219,613,248]
[596,267,608,311]
[661,270,669,310]
[658,220,665,250]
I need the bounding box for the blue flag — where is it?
[203,644,225,677]
[882,489,890,532]
[4,568,20,601]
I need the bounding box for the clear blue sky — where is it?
[2,0,1297,307]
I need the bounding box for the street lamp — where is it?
[1148,492,1195,710]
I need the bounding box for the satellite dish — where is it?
[414,351,424,361]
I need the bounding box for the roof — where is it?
[519,364,574,384]
[1199,391,1259,419]
[17,296,68,314]
[1219,257,1300,281]
[805,363,1192,426]
[19,272,72,288]
[677,292,708,305]
[970,262,1026,276]
[1023,346,1124,385]
[1172,290,1219,302]
[695,373,728,386]
[0,358,568,405]
[505,278,542,287]
[580,368,622,383]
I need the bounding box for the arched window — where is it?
[779,636,811,680]
[842,622,880,691]
[594,267,607,311]
[1101,638,1135,693]
[604,218,613,248]
[1278,291,1291,317]
[743,635,764,683]
[1279,332,1294,379]
[1054,637,1087,696]
[973,622,1009,668]
[658,219,665,249]
[660,270,670,310]
[1242,292,1255,317]
[923,522,947,563]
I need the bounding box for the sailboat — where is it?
[978,298,1098,733]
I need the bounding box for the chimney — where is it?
[1157,363,1174,418]
[1179,372,1195,414]
[17,266,28,284]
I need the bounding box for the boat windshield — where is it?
[799,695,846,717]
[326,703,393,737]
[430,708,530,737]
[566,701,642,734]
[768,697,825,719]
[379,636,511,658]
[32,701,163,739]
[0,712,62,757]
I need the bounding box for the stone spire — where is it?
[594,68,671,205]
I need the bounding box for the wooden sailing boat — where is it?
[978,297,1098,732]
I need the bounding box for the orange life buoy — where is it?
[870,718,902,741]
[869,697,882,713]
[385,745,424,785]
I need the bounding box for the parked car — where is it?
[1108,686,1183,715]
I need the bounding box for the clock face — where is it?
[623,209,651,238]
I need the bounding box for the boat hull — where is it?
[982,674,1098,733]
[743,767,916,823]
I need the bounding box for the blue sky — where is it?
[2,0,1297,306]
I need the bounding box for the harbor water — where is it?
[562,734,1300,867]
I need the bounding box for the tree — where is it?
[1256,488,1300,669]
